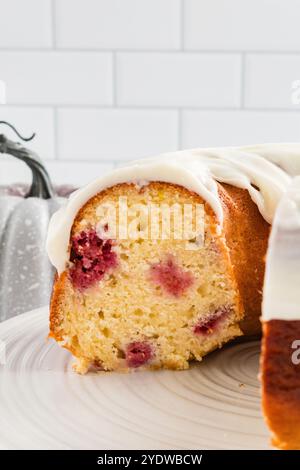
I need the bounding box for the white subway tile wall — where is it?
[184,0,300,51]
[245,54,300,109]
[0,107,55,159]
[0,0,299,187]
[57,108,178,161]
[0,0,52,49]
[117,53,241,107]
[182,110,300,148]
[0,52,113,105]
[55,0,181,50]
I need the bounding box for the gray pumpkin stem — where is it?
[0,120,36,142]
[0,129,55,199]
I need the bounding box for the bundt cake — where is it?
[46,144,300,449]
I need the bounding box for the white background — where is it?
[1,0,300,188]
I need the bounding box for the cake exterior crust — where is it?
[219,183,270,336]
[261,320,300,450]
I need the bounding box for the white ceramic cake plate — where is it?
[0,307,271,450]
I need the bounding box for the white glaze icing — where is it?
[263,176,300,320]
[46,143,300,281]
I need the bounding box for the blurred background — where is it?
[1,0,300,188]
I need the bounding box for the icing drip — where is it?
[46,143,300,276]
[263,176,300,321]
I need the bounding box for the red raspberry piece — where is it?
[150,256,194,297]
[69,229,117,290]
[194,306,232,336]
[126,342,153,368]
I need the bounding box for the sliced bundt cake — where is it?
[46,144,300,449]
[49,181,249,373]
[47,144,289,373]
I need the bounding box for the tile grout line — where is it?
[48,159,117,165]
[1,48,300,55]
[51,0,57,49]
[180,0,185,50]
[177,0,185,151]
[178,109,183,149]
[112,52,117,106]
[3,103,300,112]
[53,107,59,160]
[240,53,246,109]
[0,158,116,165]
